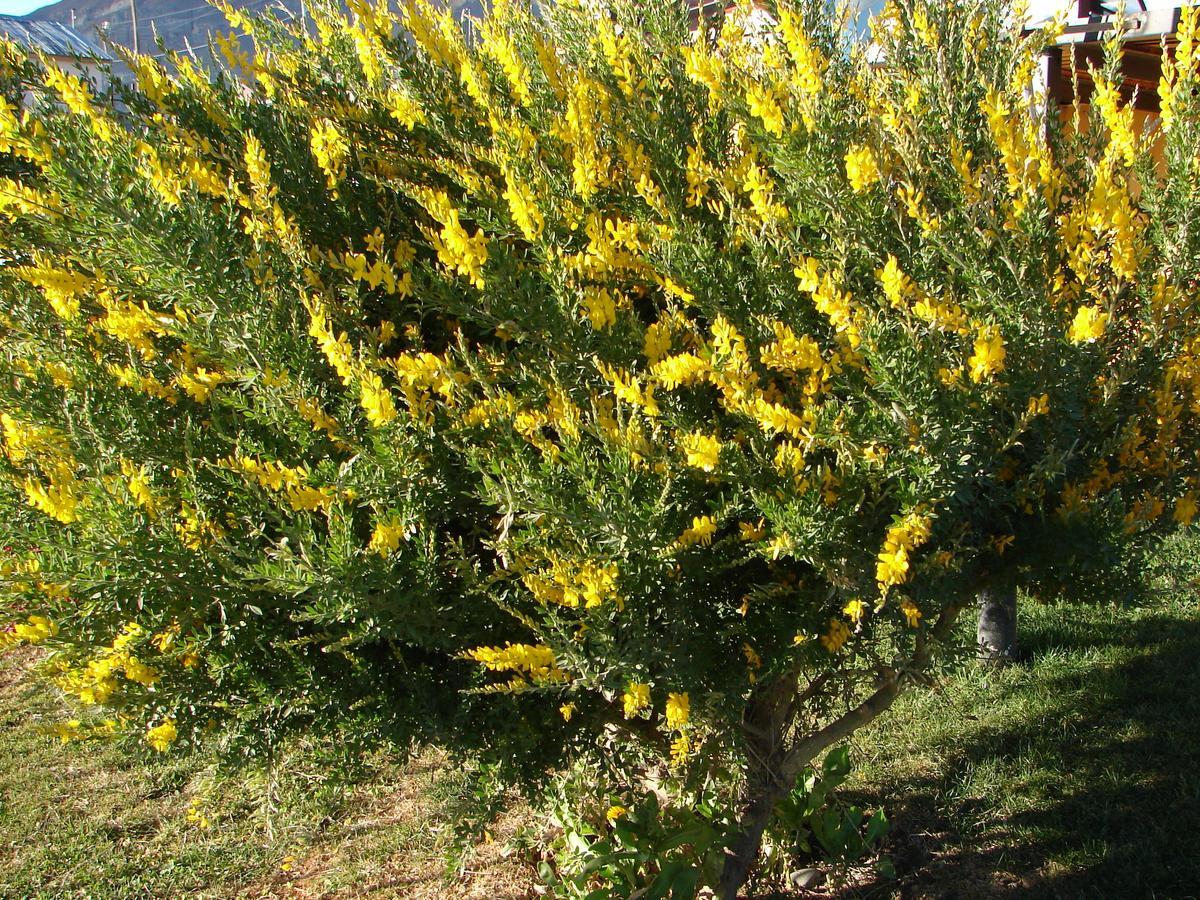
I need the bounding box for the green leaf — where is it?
[670,864,701,899]
[645,859,689,900]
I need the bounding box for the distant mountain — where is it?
[21,0,485,70]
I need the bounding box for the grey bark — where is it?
[977,583,1018,665]
[716,601,968,898]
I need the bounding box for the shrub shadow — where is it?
[843,606,1200,899]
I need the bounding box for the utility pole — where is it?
[69,8,76,27]
[129,0,139,54]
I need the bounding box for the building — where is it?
[0,14,113,103]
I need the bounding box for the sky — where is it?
[0,0,53,15]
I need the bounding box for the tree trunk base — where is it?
[977,583,1018,667]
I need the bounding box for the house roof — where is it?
[0,14,112,61]
[1041,6,1187,112]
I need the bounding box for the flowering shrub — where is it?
[3,0,1200,893]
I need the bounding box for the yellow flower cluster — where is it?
[146,718,178,753]
[422,189,489,288]
[121,459,160,518]
[1158,4,1199,131]
[665,691,689,730]
[622,681,650,718]
[877,255,912,307]
[676,515,717,548]
[98,296,173,359]
[678,432,721,472]
[55,622,164,706]
[232,456,336,513]
[0,614,58,648]
[177,367,229,403]
[2,412,81,523]
[176,502,225,550]
[819,617,851,653]
[580,286,617,330]
[979,88,1059,215]
[309,118,349,191]
[845,144,881,193]
[968,326,1005,382]
[760,321,824,374]
[465,642,569,684]
[523,556,621,609]
[876,510,933,594]
[651,352,710,390]
[746,82,786,137]
[368,517,408,557]
[14,261,91,320]
[43,65,114,142]
[1068,304,1108,344]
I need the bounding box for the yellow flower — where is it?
[677,515,717,548]
[665,691,689,730]
[123,657,160,687]
[559,702,576,722]
[968,326,1006,382]
[819,618,851,653]
[581,286,617,330]
[387,86,426,129]
[14,262,91,320]
[48,719,84,744]
[643,321,672,363]
[523,558,621,609]
[10,614,58,644]
[1068,304,1108,344]
[1174,492,1198,526]
[877,255,911,307]
[359,372,397,427]
[739,520,767,542]
[623,682,651,718]
[679,432,721,472]
[651,352,710,390]
[177,367,229,403]
[669,732,691,767]
[876,511,933,593]
[606,804,627,822]
[746,82,785,137]
[309,118,349,190]
[843,599,866,623]
[186,798,211,830]
[503,180,544,242]
[369,517,407,557]
[899,598,922,628]
[466,643,567,683]
[845,144,881,193]
[24,474,79,524]
[145,718,178,753]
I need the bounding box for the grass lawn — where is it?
[0,650,532,899]
[846,588,1200,898]
[1,563,1198,898]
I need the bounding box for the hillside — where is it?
[22,0,484,69]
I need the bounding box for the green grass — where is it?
[0,653,277,898]
[0,654,531,899]
[845,586,1200,898]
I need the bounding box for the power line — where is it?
[139,0,277,28]
[147,0,286,59]
[91,0,282,35]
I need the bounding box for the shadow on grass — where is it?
[846,604,1200,900]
